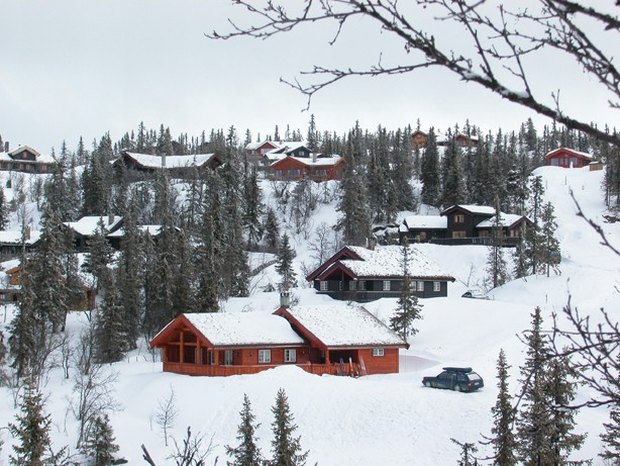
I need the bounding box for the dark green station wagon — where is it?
[422,367,484,392]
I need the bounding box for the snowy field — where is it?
[0,166,619,465]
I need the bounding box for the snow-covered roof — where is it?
[0,147,56,164]
[285,304,406,348]
[0,229,41,245]
[403,215,447,230]
[123,152,217,169]
[8,145,41,157]
[183,312,305,347]
[337,245,453,279]
[245,140,278,150]
[64,216,123,236]
[272,155,343,167]
[476,214,526,229]
[107,225,165,238]
[544,147,592,160]
[444,205,497,215]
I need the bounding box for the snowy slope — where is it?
[1,166,618,465]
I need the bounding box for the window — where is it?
[433,281,441,292]
[383,280,391,291]
[452,231,466,239]
[417,281,424,292]
[372,348,385,357]
[287,169,301,177]
[454,214,465,223]
[284,349,297,363]
[349,281,357,291]
[320,281,328,291]
[224,350,233,366]
[258,349,271,364]
[359,280,366,291]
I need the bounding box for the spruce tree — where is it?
[83,219,113,290]
[441,131,465,207]
[8,378,52,466]
[226,394,264,466]
[270,388,309,466]
[490,349,517,466]
[80,413,120,466]
[0,187,8,230]
[485,210,509,289]
[94,275,126,364]
[263,207,281,252]
[528,176,545,275]
[601,404,620,463]
[421,128,440,207]
[390,241,423,339]
[539,201,561,277]
[276,233,297,291]
[243,166,264,249]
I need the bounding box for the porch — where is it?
[162,360,365,377]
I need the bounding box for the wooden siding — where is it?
[314,278,449,301]
[270,157,344,181]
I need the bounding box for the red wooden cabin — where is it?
[270,155,344,181]
[150,304,408,377]
[544,147,592,168]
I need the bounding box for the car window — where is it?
[468,373,482,381]
[457,374,467,382]
[438,371,449,379]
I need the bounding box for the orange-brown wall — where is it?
[359,348,400,374]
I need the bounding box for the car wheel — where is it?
[424,381,430,388]
[455,384,462,392]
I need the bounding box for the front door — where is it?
[224,350,233,366]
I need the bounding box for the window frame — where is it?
[284,349,297,363]
[372,348,385,357]
[383,280,391,291]
[416,281,424,292]
[258,349,272,364]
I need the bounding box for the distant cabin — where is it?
[306,245,455,302]
[113,151,223,180]
[0,146,57,174]
[61,215,124,252]
[0,229,41,259]
[399,205,531,247]
[544,147,592,168]
[244,140,281,168]
[150,303,408,377]
[270,155,344,182]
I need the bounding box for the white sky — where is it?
[1,0,617,153]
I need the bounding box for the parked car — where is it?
[422,367,484,392]
[461,290,489,299]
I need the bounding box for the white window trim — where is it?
[258,349,272,364]
[433,281,441,292]
[372,348,385,357]
[224,350,233,366]
[383,280,391,291]
[417,281,424,292]
[284,349,297,363]
[319,281,328,291]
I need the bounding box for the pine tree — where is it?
[0,187,8,230]
[421,128,440,206]
[270,388,309,466]
[485,209,509,289]
[390,241,423,339]
[528,176,545,275]
[80,413,120,466]
[94,275,126,364]
[226,394,264,466]
[490,349,517,466]
[601,404,620,463]
[441,131,465,207]
[9,378,52,466]
[263,207,281,252]
[539,202,561,277]
[276,233,297,291]
[336,130,370,245]
[243,166,264,249]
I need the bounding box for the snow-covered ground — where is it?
[0,166,618,465]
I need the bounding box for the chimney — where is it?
[4,141,9,153]
[312,152,317,163]
[108,212,114,226]
[279,291,290,309]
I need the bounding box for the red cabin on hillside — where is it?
[150,303,408,377]
[544,147,592,168]
[270,155,344,181]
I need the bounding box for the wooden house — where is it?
[106,224,180,250]
[410,131,429,148]
[454,133,479,147]
[270,155,344,182]
[442,205,498,240]
[589,161,604,172]
[0,229,41,259]
[544,147,592,168]
[113,151,223,180]
[306,245,455,302]
[62,215,124,252]
[244,140,280,168]
[150,303,408,377]
[399,215,447,243]
[475,214,532,242]
[0,146,57,174]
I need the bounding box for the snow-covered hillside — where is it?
[0,166,618,465]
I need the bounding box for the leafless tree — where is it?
[71,327,119,448]
[141,427,217,466]
[211,1,619,147]
[155,386,178,447]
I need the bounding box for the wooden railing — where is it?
[162,362,362,377]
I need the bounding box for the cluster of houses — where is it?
[0,138,604,380]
